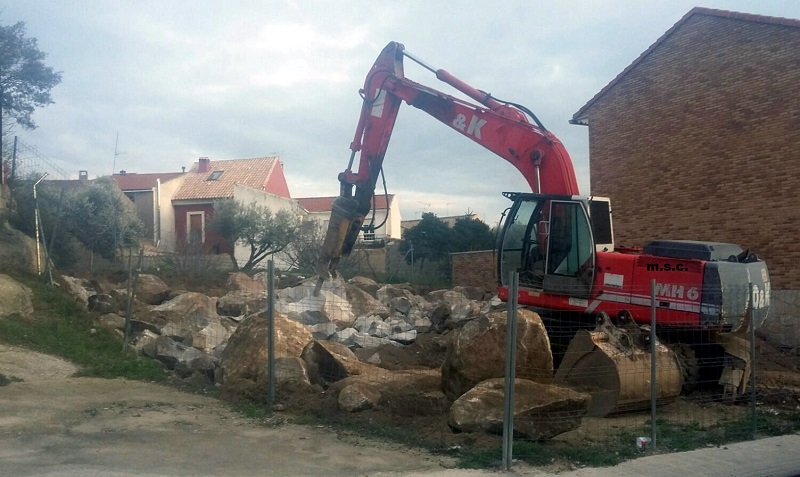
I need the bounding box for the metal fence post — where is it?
[267,260,276,408]
[749,282,757,439]
[650,279,657,449]
[502,271,520,471]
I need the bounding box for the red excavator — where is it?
[315,41,770,415]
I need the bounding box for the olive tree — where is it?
[9,176,143,266]
[209,199,299,271]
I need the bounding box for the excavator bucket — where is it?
[554,314,683,417]
[711,298,755,399]
[314,196,362,295]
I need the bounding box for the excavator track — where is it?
[668,343,700,394]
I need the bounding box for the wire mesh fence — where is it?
[97,259,800,469]
[4,136,71,182]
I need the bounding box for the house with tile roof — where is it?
[295,194,401,243]
[570,7,800,290]
[112,171,186,243]
[168,156,299,266]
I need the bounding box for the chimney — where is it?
[198,157,210,173]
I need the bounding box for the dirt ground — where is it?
[2,336,799,477]
[0,343,459,477]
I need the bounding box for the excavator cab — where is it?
[498,193,613,299]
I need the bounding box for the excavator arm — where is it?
[315,41,579,286]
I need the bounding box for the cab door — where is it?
[542,200,595,298]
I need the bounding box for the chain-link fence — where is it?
[108,259,800,470]
[4,136,71,182]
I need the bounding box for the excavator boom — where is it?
[314,41,769,409]
[315,41,578,285]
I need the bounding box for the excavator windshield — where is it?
[498,194,596,297]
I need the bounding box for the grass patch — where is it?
[233,402,274,420]
[0,272,167,382]
[460,410,800,470]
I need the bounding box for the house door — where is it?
[188,212,204,245]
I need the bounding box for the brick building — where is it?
[571,7,800,289]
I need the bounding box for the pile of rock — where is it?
[59,271,591,440]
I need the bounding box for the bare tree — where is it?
[281,218,325,273]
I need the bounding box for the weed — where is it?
[0,373,23,386]
[0,272,167,382]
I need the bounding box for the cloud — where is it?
[5,0,800,223]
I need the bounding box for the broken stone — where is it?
[448,378,590,440]
[441,308,553,401]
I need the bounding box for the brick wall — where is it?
[451,250,496,292]
[584,14,800,289]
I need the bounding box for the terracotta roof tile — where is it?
[172,157,282,201]
[571,7,800,123]
[296,195,393,213]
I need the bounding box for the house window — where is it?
[187,212,205,244]
[207,170,224,181]
[362,231,376,242]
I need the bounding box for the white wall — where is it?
[304,197,403,242]
[156,175,187,252]
[233,183,306,270]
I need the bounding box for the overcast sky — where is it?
[4,1,800,225]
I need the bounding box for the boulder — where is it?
[427,302,450,332]
[88,294,118,314]
[330,327,359,346]
[441,308,553,401]
[308,322,338,340]
[353,314,383,334]
[426,289,469,307]
[0,222,39,274]
[338,381,382,412]
[376,284,424,309]
[146,292,233,352]
[134,329,160,357]
[330,368,447,416]
[388,330,417,345]
[301,340,380,385]
[217,290,266,317]
[153,335,215,379]
[276,279,355,329]
[218,310,313,385]
[446,300,482,329]
[347,276,381,298]
[345,283,390,318]
[448,378,590,440]
[452,286,494,302]
[351,333,398,349]
[273,356,311,385]
[0,274,34,318]
[226,272,264,293]
[96,312,125,331]
[61,276,96,306]
[133,274,171,305]
[295,310,329,326]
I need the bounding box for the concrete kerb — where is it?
[380,433,800,477]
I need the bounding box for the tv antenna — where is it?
[112,132,125,174]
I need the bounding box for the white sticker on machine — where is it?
[604,273,624,288]
[569,297,589,308]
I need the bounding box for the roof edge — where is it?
[570,7,800,124]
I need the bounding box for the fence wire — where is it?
[6,137,70,182]
[73,259,797,470]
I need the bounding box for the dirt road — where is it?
[0,344,458,477]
